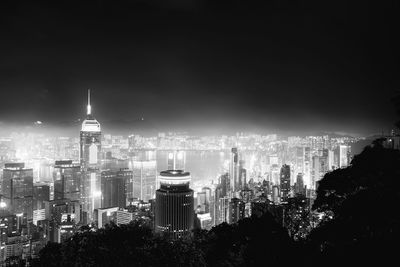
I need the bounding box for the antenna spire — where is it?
[87,89,92,115]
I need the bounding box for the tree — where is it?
[309,141,400,265]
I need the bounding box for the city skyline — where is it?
[0,87,393,138]
[1,1,399,137]
[0,1,399,265]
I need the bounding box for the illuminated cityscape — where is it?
[1,0,400,266]
[0,91,364,262]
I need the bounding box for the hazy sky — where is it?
[0,0,399,136]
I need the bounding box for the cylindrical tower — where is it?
[155,170,194,238]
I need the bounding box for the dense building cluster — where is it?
[0,91,365,264]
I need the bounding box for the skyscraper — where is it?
[53,160,81,201]
[238,159,247,190]
[311,155,325,190]
[338,145,350,168]
[219,173,230,197]
[270,164,280,185]
[80,89,101,169]
[130,160,157,202]
[155,170,194,238]
[230,148,239,192]
[327,149,335,170]
[218,196,230,223]
[167,150,186,170]
[33,183,50,210]
[295,147,305,180]
[280,164,291,203]
[229,197,245,224]
[303,147,311,188]
[201,187,212,213]
[79,89,102,222]
[101,170,126,209]
[196,191,207,213]
[294,173,305,196]
[1,163,34,219]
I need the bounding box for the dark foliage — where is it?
[34,214,300,267]
[309,141,400,265]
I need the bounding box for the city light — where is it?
[0,1,397,264]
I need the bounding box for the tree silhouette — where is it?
[34,213,299,267]
[309,140,400,265]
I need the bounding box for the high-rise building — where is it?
[311,155,328,190]
[270,164,280,185]
[272,185,280,204]
[33,183,50,210]
[130,160,157,202]
[295,147,305,180]
[175,151,185,170]
[79,89,102,222]
[80,89,102,170]
[196,191,207,213]
[303,147,311,188]
[327,149,335,170]
[101,170,126,209]
[238,159,247,190]
[219,173,230,197]
[33,209,46,226]
[167,152,174,170]
[53,160,81,201]
[311,155,320,190]
[1,163,34,219]
[229,197,245,224]
[280,164,291,203]
[155,170,194,238]
[201,187,212,213]
[294,173,305,196]
[213,186,223,225]
[230,148,239,192]
[338,145,350,168]
[218,196,230,223]
[116,168,133,205]
[166,151,185,170]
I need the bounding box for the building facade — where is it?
[79,90,102,223]
[1,163,34,219]
[155,170,194,238]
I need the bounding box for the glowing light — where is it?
[89,143,98,164]
[158,170,191,185]
[81,119,101,132]
[87,89,91,115]
[0,202,6,208]
[93,191,102,198]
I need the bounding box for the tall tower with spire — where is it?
[80,89,101,167]
[80,89,102,223]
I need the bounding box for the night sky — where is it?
[0,0,399,136]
